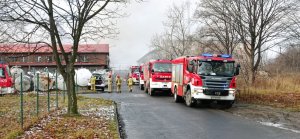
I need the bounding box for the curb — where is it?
[113,101,125,139]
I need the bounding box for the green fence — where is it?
[16,70,67,129]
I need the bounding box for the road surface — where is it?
[82,85,300,139]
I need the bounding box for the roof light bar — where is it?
[221,54,232,58]
[202,53,213,57]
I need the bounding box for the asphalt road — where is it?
[82,85,300,139]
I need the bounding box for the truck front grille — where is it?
[203,80,229,89]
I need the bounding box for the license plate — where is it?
[211,96,221,99]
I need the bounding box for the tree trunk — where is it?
[249,50,256,85]
[63,65,79,115]
[250,68,256,85]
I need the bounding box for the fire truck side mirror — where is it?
[235,64,241,75]
[151,69,155,72]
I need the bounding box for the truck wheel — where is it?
[140,84,144,90]
[174,87,181,103]
[185,89,195,107]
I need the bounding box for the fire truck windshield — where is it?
[0,68,4,77]
[153,63,172,73]
[131,68,139,73]
[198,61,234,76]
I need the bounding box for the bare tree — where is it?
[0,0,126,115]
[150,33,176,59]
[195,0,240,55]
[208,0,297,84]
[150,2,194,59]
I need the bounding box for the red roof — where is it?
[0,43,109,53]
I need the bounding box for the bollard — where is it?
[20,73,23,128]
[36,73,39,117]
[47,72,50,112]
[55,70,58,109]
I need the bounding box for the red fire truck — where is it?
[0,62,14,94]
[171,53,240,108]
[129,66,140,85]
[143,59,172,96]
[138,64,144,90]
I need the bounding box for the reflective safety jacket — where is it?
[127,78,133,86]
[90,76,96,84]
[116,78,122,86]
[107,77,112,85]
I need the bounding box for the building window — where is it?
[59,55,64,61]
[11,57,18,62]
[37,56,42,62]
[78,55,88,62]
[83,55,88,62]
[47,56,52,62]
[22,57,27,62]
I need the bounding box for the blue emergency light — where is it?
[220,54,232,58]
[202,53,213,57]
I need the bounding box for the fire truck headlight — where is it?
[193,88,203,93]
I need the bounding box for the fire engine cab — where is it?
[0,62,14,94]
[171,54,240,108]
[138,64,144,90]
[129,66,140,85]
[143,59,172,96]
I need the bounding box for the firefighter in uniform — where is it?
[90,75,96,91]
[107,75,113,93]
[127,76,134,92]
[115,75,122,93]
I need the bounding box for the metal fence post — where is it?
[13,73,16,90]
[47,72,50,112]
[33,69,35,93]
[36,73,39,117]
[55,70,58,109]
[20,72,23,128]
[63,80,65,103]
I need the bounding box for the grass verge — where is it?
[237,73,300,111]
[0,91,118,139]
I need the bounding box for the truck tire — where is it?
[185,89,195,107]
[140,84,144,90]
[174,87,181,103]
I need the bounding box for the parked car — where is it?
[87,73,105,91]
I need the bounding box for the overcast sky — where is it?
[102,0,196,70]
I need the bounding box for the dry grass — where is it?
[237,73,300,111]
[0,91,117,139]
[0,93,52,139]
[27,115,118,139]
